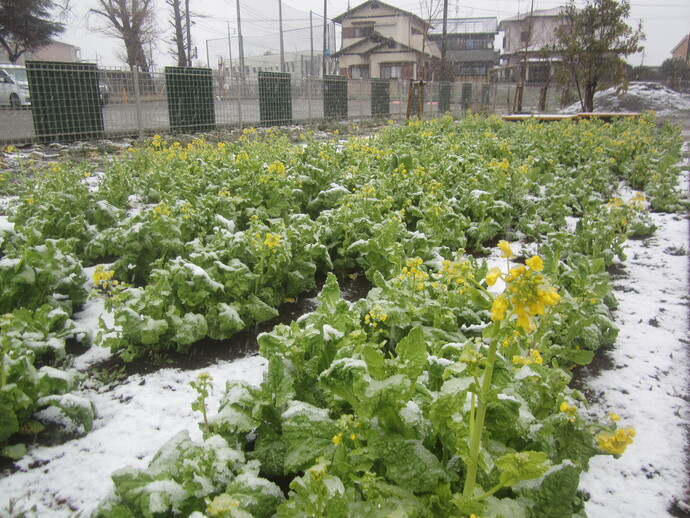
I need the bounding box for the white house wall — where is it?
[502,16,561,60]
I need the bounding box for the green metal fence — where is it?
[371,79,390,117]
[323,75,348,119]
[258,71,292,125]
[165,67,215,132]
[25,61,104,143]
[0,62,578,146]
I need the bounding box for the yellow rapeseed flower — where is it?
[491,295,509,322]
[263,233,281,251]
[598,427,635,455]
[498,240,515,259]
[486,267,502,286]
[525,255,544,272]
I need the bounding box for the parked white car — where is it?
[0,65,31,108]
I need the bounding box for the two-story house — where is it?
[333,0,440,80]
[496,6,565,82]
[427,17,499,82]
[671,34,689,64]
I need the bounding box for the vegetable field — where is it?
[0,114,688,517]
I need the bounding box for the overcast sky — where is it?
[62,0,690,69]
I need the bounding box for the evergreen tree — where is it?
[550,0,643,112]
[0,0,65,64]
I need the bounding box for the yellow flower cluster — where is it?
[488,157,510,173]
[93,265,118,292]
[332,414,361,444]
[150,134,165,149]
[263,233,282,251]
[399,257,429,290]
[438,258,475,292]
[512,349,543,366]
[267,161,286,177]
[235,152,249,163]
[179,201,195,220]
[598,427,636,455]
[487,243,559,332]
[152,202,171,219]
[559,401,577,423]
[364,305,387,328]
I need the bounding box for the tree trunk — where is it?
[172,0,187,66]
[584,83,596,112]
[124,30,149,73]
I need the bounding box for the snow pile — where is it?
[562,82,690,117]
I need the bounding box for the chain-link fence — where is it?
[1,61,579,145]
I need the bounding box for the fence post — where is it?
[359,79,364,118]
[132,66,144,140]
[307,76,312,123]
[235,71,243,130]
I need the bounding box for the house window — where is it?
[520,31,528,43]
[354,26,374,37]
[459,64,487,76]
[411,27,422,35]
[380,64,402,79]
[350,65,370,79]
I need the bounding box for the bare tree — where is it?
[167,0,187,66]
[418,0,442,80]
[90,0,158,72]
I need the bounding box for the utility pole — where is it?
[227,22,235,82]
[185,0,192,66]
[310,11,314,75]
[279,0,285,73]
[236,0,245,79]
[441,0,448,80]
[322,0,327,77]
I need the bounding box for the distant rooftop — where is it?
[429,17,497,35]
[499,6,565,23]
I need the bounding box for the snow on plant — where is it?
[191,372,213,439]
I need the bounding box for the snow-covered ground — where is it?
[561,82,690,118]
[0,143,688,518]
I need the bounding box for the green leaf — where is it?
[37,394,96,434]
[318,273,341,311]
[264,355,296,409]
[368,433,452,493]
[0,403,20,444]
[281,401,339,472]
[515,462,583,518]
[209,381,261,443]
[35,366,83,397]
[362,345,386,380]
[319,358,369,415]
[1,443,27,460]
[244,295,279,324]
[140,316,169,345]
[221,473,286,518]
[207,303,245,340]
[395,326,427,381]
[484,496,528,518]
[496,451,551,487]
[171,312,208,348]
